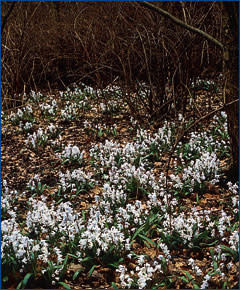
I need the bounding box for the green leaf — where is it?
[17,273,33,289]
[62,255,69,273]
[88,265,96,277]
[112,282,118,289]
[213,260,218,271]
[209,248,215,259]
[196,193,199,203]
[221,245,238,257]
[181,270,193,281]
[47,260,54,271]
[58,281,71,289]
[109,258,124,268]
[108,244,116,253]
[193,282,200,289]
[157,238,164,249]
[108,262,119,269]
[200,240,218,247]
[131,225,144,243]
[149,213,159,224]
[179,275,189,283]
[158,282,167,287]
[22,273,33,288]
[223,281,228,288]
[82,210,86,222]
[98,129,103,137]
[143,240,151,248]
[56,198,64,204]
[73,268,84,280]
[138,234,156,247]
[68,253,78,259]
[17,281,22,289]
[81,256,92,263]
[2,276,8,283]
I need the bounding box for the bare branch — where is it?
[1,2,16,34]
[138,1,224,49]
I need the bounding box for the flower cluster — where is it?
[2,218,35,267]
[57,144,85,165]
[60,101,79,121]
[40,99,58,116]
[29,90,43,102]
[25,127,48,149]
[117,255,164,288]
[25,124,59,150]
[57,168,94,198]
[84,121,118,137]
[1,81,238,288]
[19,121,33,133]
[170,151,220,196]
[9,105,34,125]
[60,85,93,103]
[1,180,18,219]
[26,198,81,240]
[191,77,218,91]
[99,99,120,114]
[188,258,202,276]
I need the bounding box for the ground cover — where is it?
[1,83,239,289]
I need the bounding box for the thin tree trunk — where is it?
[222,2,239,179]
[1,2,16,34]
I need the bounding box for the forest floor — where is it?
[1,83,239,289]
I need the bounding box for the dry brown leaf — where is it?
[154,161,162,167]
[145,248,157,259]
[128,263,137,270]
[80,201,87,207]
[68,263,84,272]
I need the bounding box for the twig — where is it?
[138,1,224,49]
[1,2,16,34]
[165,98,238,174]
[164,98,238,231]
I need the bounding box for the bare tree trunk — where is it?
[1,2,16,34]
[223,2,239,179]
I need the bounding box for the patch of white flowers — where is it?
[229,230,239,252]
[183,151,220,184]
[25,128,47,149]
[1,218,35,266]
[18,121,34,133]
[117,255,164,289]
[9,105,33,124]
[60,84,94,102]
[99,99,120,113]
[40,99,58,116]
[1,180,18,218]
[27,174,41,191]
[26,198,82,240]
[188,258,202,276]
[227,181,239,214]
[57,144,85,165]
[200,273,211,289]
[29,90,43,102]
[1,83,238,290]
[60,101,79,121]
[57,168,94,196]
[25,124,59,149]
[89,124,175,171]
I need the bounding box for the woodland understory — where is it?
[1,80,239,289]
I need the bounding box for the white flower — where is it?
[72,145,80,157]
